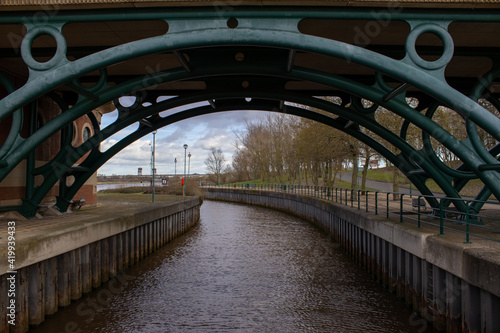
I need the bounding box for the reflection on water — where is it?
[31,201,431,333]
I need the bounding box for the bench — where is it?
[412,198,426,211]
[70,197,86,210]
[431,207,465,221]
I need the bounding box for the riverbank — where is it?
[0,194,201,332]
[203,188,500,333]
[30,201,434,333]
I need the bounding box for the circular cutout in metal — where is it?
[405,24,453,71]
[21,26,67,71]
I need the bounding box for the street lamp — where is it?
[174,158,177,177]
[188,152,192,178]
[152,130,157,203]
[183,144,188,196]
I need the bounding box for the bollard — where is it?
[386,192,390,219]
[357,189,361,210]
[465,202,471,244]
[439,199,444,236]
[400,194,404,223]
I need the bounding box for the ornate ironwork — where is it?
[0,8,499,217]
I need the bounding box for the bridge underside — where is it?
[0,6,499,217]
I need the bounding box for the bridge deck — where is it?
[2,0,499,10]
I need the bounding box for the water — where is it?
[97,182,160,192]
[31,201,431,333]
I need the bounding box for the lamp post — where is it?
[183,144,188,196]
[152,130,157,203]
[188,152,192,178]
[174,158,177,177]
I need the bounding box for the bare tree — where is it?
[205,147,226,185]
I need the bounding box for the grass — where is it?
[227,177,378,191]
[365,169,405,184]
[402,178,493,199]
[360,168,493,199]
[345,168,408,185]
[105,169,492,200]
[99,186,145,194]
[98,181,204,200]
[97,191,186,205]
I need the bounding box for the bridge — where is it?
[1,0,500,218]
[1,1,500,332]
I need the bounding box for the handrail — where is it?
[201,182,500,245]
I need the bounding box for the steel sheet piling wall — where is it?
[57,253,70,307]
[204,188,500,333]
[0,198,201,333]
[44,258,57,316]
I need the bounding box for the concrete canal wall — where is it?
[0,197,201,333]
[204,188,500,333]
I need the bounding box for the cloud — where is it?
[98,109,273,175]
[155,127,187,145]
[100,110,118,128]
[98,138,153,175]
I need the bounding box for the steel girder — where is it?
[0,8,499,217]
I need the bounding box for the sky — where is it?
[97,99,271,176]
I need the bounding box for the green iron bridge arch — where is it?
[0,7,499,218]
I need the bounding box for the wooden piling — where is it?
[91,241,101,289]
[100,239,109,283]
[57,252,71,307]
[109,236,117,279]
[15,268,29,333]
[0,278,8,333]
[117,233,124,274]
[81,245,92,294]
[27,262,44,326]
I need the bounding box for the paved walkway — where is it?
[338,172,421,195]
[0,194,187,253]
[206,186,500,248]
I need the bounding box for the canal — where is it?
[31,201,431,332]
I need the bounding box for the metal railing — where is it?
[202,183,500,245]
